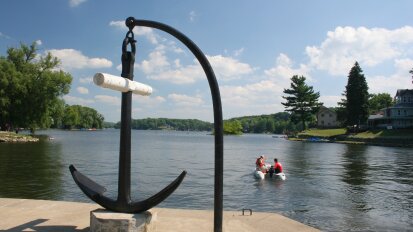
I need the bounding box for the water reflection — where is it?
[341,145,370,187]
[284,142,314,177]
[0,136,63,199]
[338,145,374,231]
[340,145,372,211]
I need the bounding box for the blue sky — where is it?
[1,0,413,122]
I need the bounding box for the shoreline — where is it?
[0,131,39,143]
[288,136,413,148]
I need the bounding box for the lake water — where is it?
[0,129,412,231]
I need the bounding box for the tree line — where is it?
[114,118,213,131]
[0,42,104,132]
[113,112,300,135]
[226,112,299,134]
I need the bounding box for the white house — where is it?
[317,106,338,128]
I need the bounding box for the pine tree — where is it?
[282,75,321,130]
[343,62,369,127]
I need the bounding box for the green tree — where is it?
[0,42,72,131]
[254,118,267,133]
[0,58,23,130]
[368,93,393,114]
[266,119,275,133]
[62,106,80,129]
[223,120,243,135]
[48,98,66,128]
[341,62,369,127]
[62,105,104,129]
[282,75,321,130]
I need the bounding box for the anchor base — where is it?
[90,209,154,232]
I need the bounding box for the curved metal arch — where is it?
[70,17,224,232]
[126,17,224,232]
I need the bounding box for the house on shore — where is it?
[368,89,413,129]
[316,106,338,128]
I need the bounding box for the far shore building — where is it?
[368,89,413,129]
[317,106,338,128]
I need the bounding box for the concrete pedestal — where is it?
[90,209,153,232]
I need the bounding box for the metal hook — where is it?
[122,32,136,55]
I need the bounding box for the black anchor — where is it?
[70,17,224,232]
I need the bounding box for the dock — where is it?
[0,198,319,231]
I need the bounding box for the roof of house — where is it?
[317,106,337,115]
[390,103,413,108]
[368,114,384,120]
[396,89,413,97]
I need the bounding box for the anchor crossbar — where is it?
[93,72,152,96]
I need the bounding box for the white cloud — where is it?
[174,59,181,68]
[77,86,89,94]
[221,80,281,107]
[319,95,343,108]
[148,63,203,84]
[220,81,284,118]
[63,95,94,106]
[233,48,244,57]
[138,50,170,74]
[189,11,197,22]
[168,93,204,106]
[47,49,112,71]
[133,95,166,106]
[94,95,121,106]
[368,58,413,94]
[306,26,413,76]
[0,32,11,39]
[69,0,86,7]
[207,55,253,81]
[131,96,166,119]
[217,53,312,118]
[264,53,310,84]
[79,76,92,84]
[142,54,254,84]
[35,40,42,46]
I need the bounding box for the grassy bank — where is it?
[298,128,346,138]
[0,131,39,142]
[293,128,413,147]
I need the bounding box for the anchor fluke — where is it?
[128,170,187,213]
[69,165,106,198]
[70,165,186,213]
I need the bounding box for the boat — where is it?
[254,164,286,180]
[272,135,287,139]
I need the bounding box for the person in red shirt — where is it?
[273,158,283,174]
[255,155,267,173]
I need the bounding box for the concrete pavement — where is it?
[0,198,319,232]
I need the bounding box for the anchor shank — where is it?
[118,48,135,205]
[118,90,132,205]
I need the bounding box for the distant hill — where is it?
[114,118,213,131]
[107,112,299,134]
[103,121,117,128]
